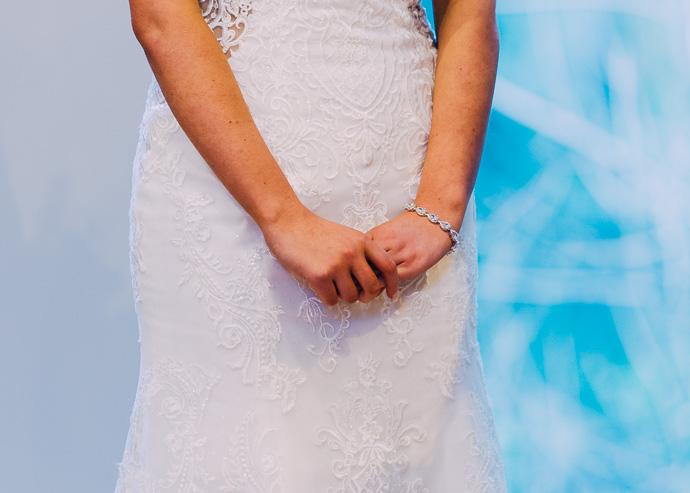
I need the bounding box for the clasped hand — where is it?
[262,208,453,306]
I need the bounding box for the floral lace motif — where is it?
[128,208,144,321]
[318,353,428,492]
[464,392,506,492]
[428,289,473,399]
[115,359,222,493]
[199,0,253,56]
[382,276,432,367]
[297,282,352,373]
[407,0,435,42]
[428,217,480,399]
[135,87,305,412]
[221,413,283,492]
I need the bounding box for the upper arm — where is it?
[432,0,497,36]
[129,0,202,41]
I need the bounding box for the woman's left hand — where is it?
[366,212,457,281]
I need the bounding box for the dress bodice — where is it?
[198,0,434,58]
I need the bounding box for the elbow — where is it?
[484,1,500,49]
[475,5,501,59]
[130,4,204,55]
[129,5,172,50]
[130,12,159,48]
[490,17,500,59]
[480,12,500,63]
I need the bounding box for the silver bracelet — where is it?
[404,202,460,254]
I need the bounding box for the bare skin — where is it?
[128,0,497,302]
[129,0,398,306]
[367,0,499,280]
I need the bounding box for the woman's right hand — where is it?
[129,3,398,305]
[261,207,399,306]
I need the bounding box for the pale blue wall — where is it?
[0,1,147,490]
[1,1,688,492]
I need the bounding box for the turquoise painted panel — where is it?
[421,1,690,490]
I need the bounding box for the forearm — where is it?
[130,1,304,228]
[415,0,499,228]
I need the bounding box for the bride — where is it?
[116,0,505,490]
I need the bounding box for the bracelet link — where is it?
[404,202,461,254]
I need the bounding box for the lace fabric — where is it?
[199,0,253,56]
[199,0,434,58]
[115,1,506,491]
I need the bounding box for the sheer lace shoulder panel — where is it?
[199,0,253,57]
[407,0,435,42]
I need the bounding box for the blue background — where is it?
[1,1,688,491]
[423,1,690,490]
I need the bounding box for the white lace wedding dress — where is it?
[115,1,506,491]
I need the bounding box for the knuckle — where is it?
[381,257,396,273]
[341,245,359,261]
[312,268,332,283]
[343,293,358,304]
[359,294,373,304]
[363,278,380,293]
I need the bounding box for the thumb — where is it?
[364,226,377,239]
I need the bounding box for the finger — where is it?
[352,260,383,303]
[395,261,414,282]
[371,283,385,302]
[351,274,362,294]
[364,241,399,300]
[367,226,403,259]
[397,256,433,281]
[364,224,380,240]
[333,272,360,304]
[311,279,339,306]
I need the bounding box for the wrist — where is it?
[415,151,477,230]
[253,194,312,233]
[404,202,460,254]
[410,193,467,230]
